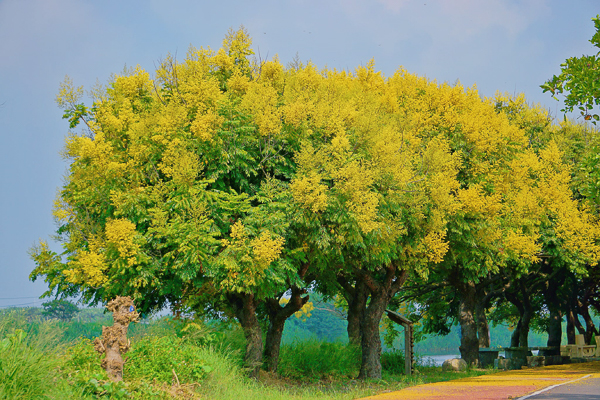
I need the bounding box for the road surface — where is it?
[518,375,600,399]
[359,361,600,400]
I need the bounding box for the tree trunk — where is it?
[566,309,577,344]
[264,287,309,372]
[232,293,263,378]
[569,282,586,341]
[475,301,490,348]
[578,300,599,345]
[545,275,562,354]
[93,297,139,382]
[357,266,407,379]
[517,280,533,348]
[546,307,562,353]
[518,307,532,348]
[358,290,387,379]
[457,282,479,366]
[511,319,522,348]
[337,276,369,346]
[346,280,368,346]
[572,310,586,337]
[505,287,527,348]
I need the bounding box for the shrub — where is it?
[277,340,361,380]
[381,349,406,375]
[64,337,104,374]
[126,335,213,384]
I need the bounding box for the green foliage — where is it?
[380,349,406,375]
[577,139,600,207]
[65,337,104,374]
[0,328,64,399]
[542,15,600,123]
[282,299,347,344]
[85,375,130,399]
[64,338,169,399]
[129,316,177,340]
[0,308,508,400]
[62,103,90,128]
[42,298,80,321]
[126,335,213,384]
[277,341,361,380]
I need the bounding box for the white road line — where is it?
[516,374,593,399]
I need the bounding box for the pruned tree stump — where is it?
[94,296,139,382]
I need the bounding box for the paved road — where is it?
[518,376,600,399]
[360,361,600,400]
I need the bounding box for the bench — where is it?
[487,347,564,370]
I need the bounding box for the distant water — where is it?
[421,351,515,366]
[420,354,461,366]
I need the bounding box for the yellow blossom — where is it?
[251,230,285,268]
[105,218,139,266]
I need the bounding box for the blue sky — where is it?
[0,0,598,308]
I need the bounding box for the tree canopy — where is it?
[30,25,600,379]
[542,15,600,123]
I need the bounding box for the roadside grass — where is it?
[0,308,495,399]
[0,311,91,399]
[278,340,361,380]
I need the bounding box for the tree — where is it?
[542,15,600,123]
[288,63,461,378]
[31,26,598,380]
[499,93,600,342]
[398,87,550,365]
[30,27,310,378]
[391,90,600,365]
[41,299,80,321]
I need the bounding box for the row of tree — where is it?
[31,22,600,379]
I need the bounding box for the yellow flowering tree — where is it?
[285,61,462,378]
[491,95,600,349]
[30,27,311,377]
[371,77,600,366]
[31,26,599,379]
[404,94,600,363]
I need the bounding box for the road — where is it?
[518,375,600,399]
[359,361,600,400]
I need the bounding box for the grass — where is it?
[278,340,361,380]
[0,308,496,400]
[0,311,87,399]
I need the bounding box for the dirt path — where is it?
[359,361,600,400]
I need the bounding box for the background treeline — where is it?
[9,300,599,359]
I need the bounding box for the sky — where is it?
[0,0,599,308]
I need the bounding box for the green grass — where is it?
[0,311,92,399]
[278,340,361,380]
[0,308,496,400]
